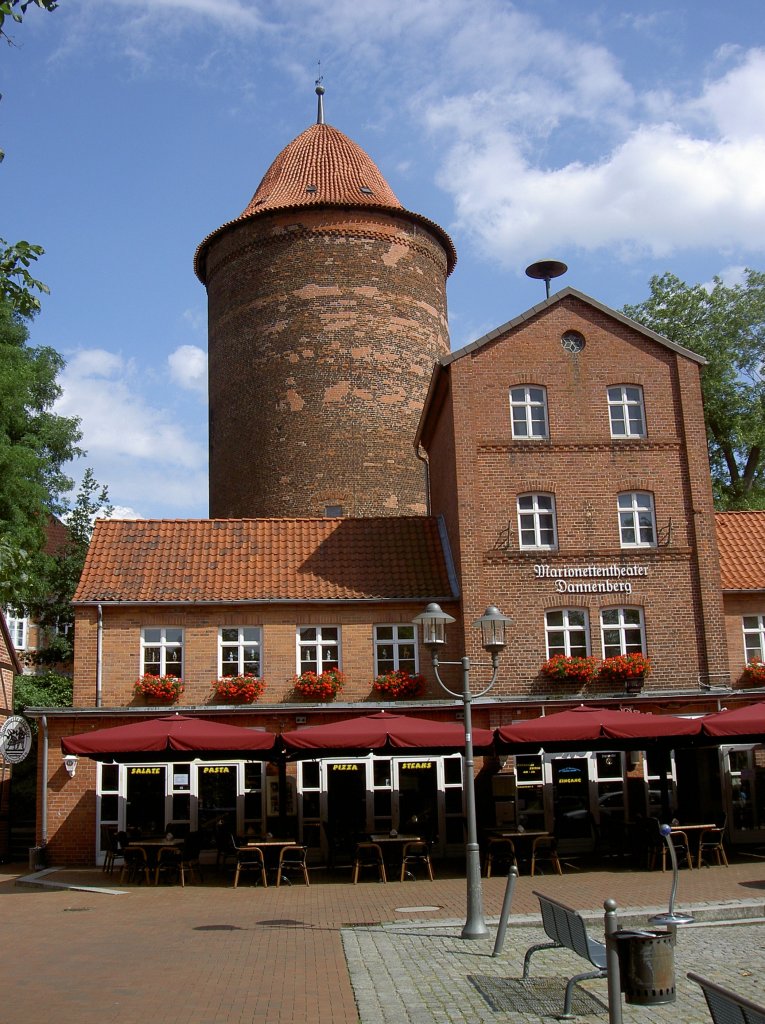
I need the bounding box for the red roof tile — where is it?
[716,511,765,590]
[242,123,403,215]
[73,517,457,605]
[194,122,456,279]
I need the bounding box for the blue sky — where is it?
[3,0,765,519]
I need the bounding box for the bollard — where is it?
[604,898,623,1024]
[492,865,518,957]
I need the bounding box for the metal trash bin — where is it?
[614,929,675,1005]
[28,845,47,872]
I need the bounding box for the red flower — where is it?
[292,669,346,701]
[211,674,266,703]
[598,653,652,683]
[742,659,765,684]
[135,674,184,701]
[372,670,426,699]
[539,655,598,684]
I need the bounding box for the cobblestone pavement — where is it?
[4,857,765,1024]
[343,917,765,1024]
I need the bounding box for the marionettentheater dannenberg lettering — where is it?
[535,563,649,595]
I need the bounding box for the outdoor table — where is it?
[483,829,550,873]
[238,838,298,884]
[368,833,422,875]
[126,837,182,883]
[671,823,716,862]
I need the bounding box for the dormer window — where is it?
[305,185,317,194]
[359,186,373,196]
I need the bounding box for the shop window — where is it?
[517,493,557,550]
[545,608,589,658]
[617,491,656,547]
[743,615,765,662]
[219,626,262,676]
[141,627,183,677]
[509,385,548,440]
[297,626,340,673]
[374,624,418,675]
[600,607,645,658]
[608,385,646,438]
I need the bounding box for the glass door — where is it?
[125,765,167,836]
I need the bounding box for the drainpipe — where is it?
[40,715,48,846]
[96,603,103,707]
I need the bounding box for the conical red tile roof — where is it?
[716,511,765,590]
[195,122,456,280]
[243,122,403,214]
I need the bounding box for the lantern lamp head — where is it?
[412,602,456,652]
[473,605,512,655]
[63,753,78,778]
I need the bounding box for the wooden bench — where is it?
[689,971,765,1024]
[523,890,607,1019]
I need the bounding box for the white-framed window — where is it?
[600,607,645,658]
[141,627,183,677]
[618,492,656,547]
[608,385,646,438]
[517,493,557,550]
[743,615,765,662]
[297,626,340,674]
[545,609,590,658]
[5,609,29,651]
[219,627,262,676]
[509,386,548,439]
[374,625,418,675]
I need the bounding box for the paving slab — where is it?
[1,857,764,1024]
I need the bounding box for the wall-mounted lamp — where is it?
[62,753,78,778]
[295,715,307,725]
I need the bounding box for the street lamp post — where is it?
[413,602,511,940]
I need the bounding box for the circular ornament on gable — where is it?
[561,330,585,353]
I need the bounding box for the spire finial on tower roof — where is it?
[315,65,325,125]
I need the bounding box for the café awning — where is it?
[495,704,702,748]
[61,714,279,761]
[282,710,493,756]
[699,701,765,738]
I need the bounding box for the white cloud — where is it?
[55,348,208,516]
[168,345,207,394]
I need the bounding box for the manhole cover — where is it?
[63,907,92,913]
[394,905,441,913]
[194,925,243,931]
[469,976,607,1016]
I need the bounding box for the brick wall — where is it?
[424,293,730,697]
[205,207,450,519]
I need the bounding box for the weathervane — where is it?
[315,62,325,125]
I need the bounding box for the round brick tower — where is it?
[195,89,456,519]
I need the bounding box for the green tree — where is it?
[0,0,57,45]
[27,469,112,665]
[624,270,765,510]
[0,296,82,610]
[0,238,49,317]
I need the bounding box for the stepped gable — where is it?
[716,511,765,591]
[72,517,457,604]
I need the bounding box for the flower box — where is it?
[598,653,652,691]
[539,655,598,685]
[741,659,765,685]
[372,670,426,699]
[211,674,266,703]
[134,674,184,702]
[292,669,346,701]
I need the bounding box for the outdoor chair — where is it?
[233,844,268,888]
[352,842,387,883]
[645,817,693,871]
[155,832,203,886]
[117,832,151,885]
[530,835,563,876]
[276,845,310,887]
[400,840,434,881]
[698,824,729,868]
[484,837,516,878]
[101,824,122,875]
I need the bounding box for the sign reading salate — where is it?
[535,563,649,595]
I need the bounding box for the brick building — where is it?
[25,100,765,866]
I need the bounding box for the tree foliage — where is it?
[0,238,49,317]
[0,0,57,44]
[624,270,765,510]
[0,296,82,609]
